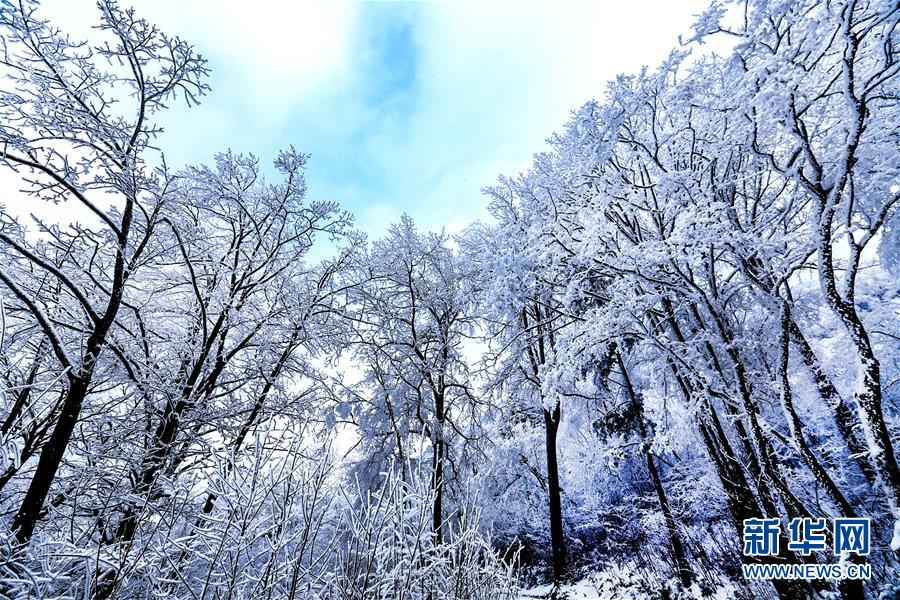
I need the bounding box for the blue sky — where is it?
[37,0,713,238]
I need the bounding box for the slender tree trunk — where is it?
[671,299,783,516]
[681,385,811,599]
[13,291,127,545]
[543,401,567,585]
[834,302,900,519]
[682,302,775,510]
[0,390,63,495]
[113,394,190,544]
[815,187,900,521]
[645,453,693,587]
[741,255,876,484]
[113,315,233,546]
[11,374,89,544]
[778,303,855,517]
[146,334,304,599]
[789,320,876,484]
[431,386,446,544]
[431,435,444,543]
[703,303,812,521]
[617,351,693,588]
[11,194,133,546]
[804,27,900,519]
[659,308,811,599]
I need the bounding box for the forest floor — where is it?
[520,580,605,599]
[518,571,743,600]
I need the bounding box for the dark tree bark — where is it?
[695,299,813,522]
[520,302,569,585]
[430,371,446,544]
[786,40,900,518]
[788,321,876,484]
[431,433,445,543]
[659,304,813,600]
[12,375,90,544]
[11,195,134,545]
[738,254,876,484]
[778,303,855,517]
[543,401,567,585]
[616,351,693,588]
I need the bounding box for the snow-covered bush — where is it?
[329,462,519,600]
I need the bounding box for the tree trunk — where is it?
[617,351,693,588]
[431,385,446,545]
[1,348,42,435]
[703,303,812,521]
[113,394,191,544]
[646,441,692,587]
[431,435,444,544]
[543,401,567,585]
[778,303,855,517]
[659,309,811,599]
[815,188,900,521]
[671,300,783,516]
[11,193,133,546]
[840,307,900,519]
[11,374,90,544]
[741,255,875,484]
[788,320,876,484]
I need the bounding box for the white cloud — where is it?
[38,0,357,109]
[10,0,717,238]
[29,0,361,167]
[349,0,716,233]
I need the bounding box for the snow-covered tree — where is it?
[342,216,481,544]
[0,0,208,545]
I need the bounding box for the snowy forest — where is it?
[0,0,898,598]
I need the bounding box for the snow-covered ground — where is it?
[518,568,739,600]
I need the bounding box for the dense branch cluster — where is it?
[0,0,897,598]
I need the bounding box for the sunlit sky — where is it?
[35,0,713,238]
